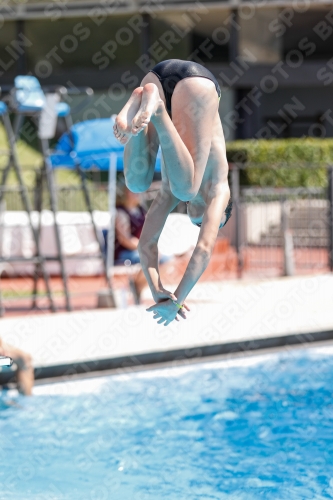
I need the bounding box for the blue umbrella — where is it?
[50,117,162,172]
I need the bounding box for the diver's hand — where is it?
[146,297,190,325]
[146,299,180,326]
[152,288,177,304]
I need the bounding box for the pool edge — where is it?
[1,328,333,385]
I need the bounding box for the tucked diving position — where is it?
[113,59,232,326]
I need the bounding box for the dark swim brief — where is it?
[149,59,221,117]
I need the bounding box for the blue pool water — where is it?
[1,346,333,499]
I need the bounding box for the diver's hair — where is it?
[223,198,233,227]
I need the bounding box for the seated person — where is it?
[0,337,34,396]
[114,183,170,302]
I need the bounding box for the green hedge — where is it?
[226,138,333,187]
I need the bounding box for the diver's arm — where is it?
[138,185,179,301]
[174,183,230,304]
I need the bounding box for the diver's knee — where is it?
[170,186,198,202]
[125,177,151,193]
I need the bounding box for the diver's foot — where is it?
[131,83,163,135]
[113,87,143,145]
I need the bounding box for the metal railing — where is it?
[230,164,333,278]
[0,166,161,212]
[0,183,107,212]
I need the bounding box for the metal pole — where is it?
[32,170,43,309]
[2,111,56,313]
[0,200,5,251]
[77,164,113,291]
[107,153,117,278]
[231,163,242,278]
[328,166,333,272]
[96,153,117,309]
[0,200,5,317]
[41,138,71,311]
[38,94,71,311]
[282,199,294,276]
[13,114,24,141]
[0,115,20,205]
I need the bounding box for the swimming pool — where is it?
[1,345,333,500]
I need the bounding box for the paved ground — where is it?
[0,244,329,316]
[0,274,332,379]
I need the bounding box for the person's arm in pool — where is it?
[115,209,139,250]
[138,184,185,305]
[147,183,230,325]
[0,337,34,396]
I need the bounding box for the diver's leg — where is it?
[131,78,218,201]
[113,87,157,192]
[123,120,159,193]
[121,72,167,192]
[113,87,143,145]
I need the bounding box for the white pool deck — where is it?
[0,274,333,378]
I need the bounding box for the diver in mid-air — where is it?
[113,59,232,326]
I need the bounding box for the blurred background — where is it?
[0,0,332,314]
[1,3,333,496]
